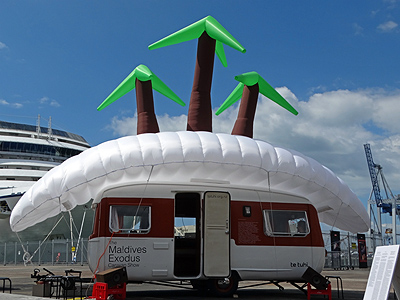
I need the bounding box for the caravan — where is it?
[88,182,325,295]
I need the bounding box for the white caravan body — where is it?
[87,183,326,282]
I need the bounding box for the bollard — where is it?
[52,239,54,266]
[38,241,41,266]
[80,239,84,266]
[66,239,68,266]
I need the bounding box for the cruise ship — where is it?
[0,117,92,243]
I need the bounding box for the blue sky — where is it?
[1,1,400,225]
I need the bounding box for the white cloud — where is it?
[39,96,60,107]
[377,20,398,32]
[106,87,400,204]
[0,42,8,50]
[353,23,364,35]
[108,113,187,137]
[0,98,23,108]
[371,10,380,17]
[109,115,137,136]
[158,114,187,132]
[372,93,400,133]
[50,100,60,107]
[40,97,49,104]
[383,0,399,9]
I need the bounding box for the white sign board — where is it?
[363,245,400,300]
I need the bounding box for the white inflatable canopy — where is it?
[10,131,369,233]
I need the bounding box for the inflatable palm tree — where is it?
[216,71,298,138]
[97,64,185,135]
[149,16,246,132]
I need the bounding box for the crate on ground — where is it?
[89,282,126,300]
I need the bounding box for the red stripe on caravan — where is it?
[90,197,323,248]
[90,198,174,239]
[231,201,324,247]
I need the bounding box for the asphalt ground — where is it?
[0,264,394,300]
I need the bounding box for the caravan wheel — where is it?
[208,274,239,297]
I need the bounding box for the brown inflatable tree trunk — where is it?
[231,84,259,138]
[136,78,160,135]
[186,32,215,132]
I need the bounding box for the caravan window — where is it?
[263,210,310,237]
[109,205,151,234]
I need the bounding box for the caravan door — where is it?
[174,193,201,278]
[204,191,231,277]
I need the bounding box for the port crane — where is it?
[364,143,400,244]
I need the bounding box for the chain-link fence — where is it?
[0,238,88,266]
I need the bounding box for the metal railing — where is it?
[0,232,385,267]
[322,232,383,269]
[1,239,88,266]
